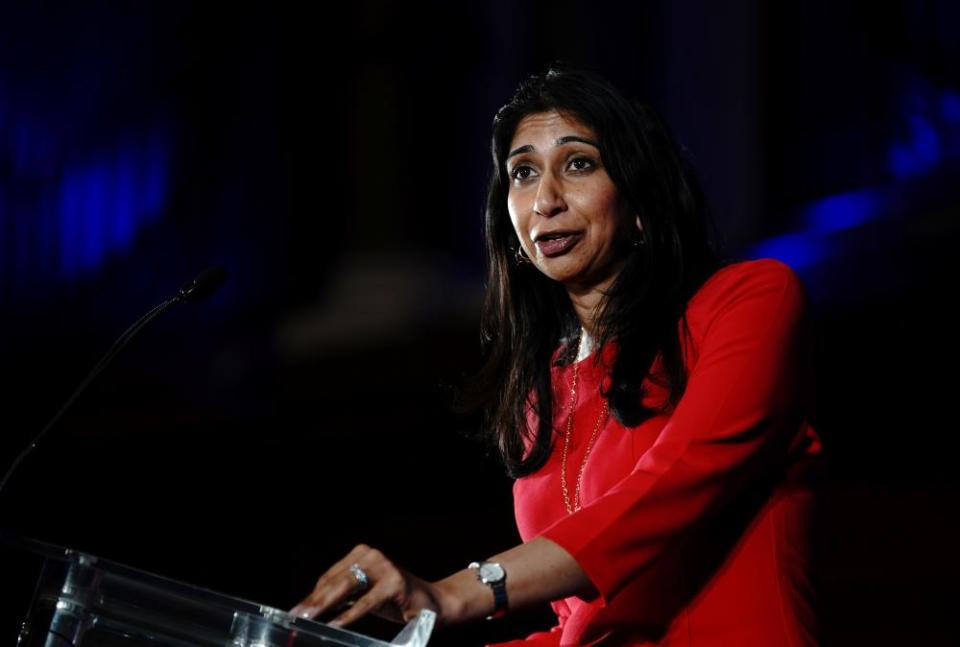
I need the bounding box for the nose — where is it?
[532,171,566,218]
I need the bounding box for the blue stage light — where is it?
[55,135,169,279]
[940,89,960,123]
[745,232,830,270]
[802,189,883,234]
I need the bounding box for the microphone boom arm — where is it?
[0,266,226,500]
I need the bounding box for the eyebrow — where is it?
[506,135,600,160]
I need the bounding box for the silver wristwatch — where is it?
[468,561,508,619]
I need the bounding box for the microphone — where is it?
[177,266,227,303]
[0,266,228,500]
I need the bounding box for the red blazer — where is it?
[497,259,822,646]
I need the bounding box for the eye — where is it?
[509,164,536,183]
[568,156,596,172]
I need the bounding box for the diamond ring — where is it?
[349,563,370,592]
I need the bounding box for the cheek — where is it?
[577,190,623,237]
[602,187,630,231]
[506,197,527,240]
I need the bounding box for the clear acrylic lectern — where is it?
[9,537,435,646]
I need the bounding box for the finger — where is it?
[329,578,401,628]
[290,545,373,618]
[291,568,363,620]
[311,544,371,592]
[291,598,352,622]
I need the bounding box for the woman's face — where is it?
[506,110,632,295]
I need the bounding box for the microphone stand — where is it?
[0,267,226,500]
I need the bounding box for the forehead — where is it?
[509,110,597,148]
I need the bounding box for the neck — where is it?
[566,274,616,338]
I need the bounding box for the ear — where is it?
[635,215,644,233]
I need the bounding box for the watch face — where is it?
[479,562,505,583]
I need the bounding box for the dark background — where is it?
[1,2,959,645]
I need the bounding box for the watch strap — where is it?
[468,561,508,619]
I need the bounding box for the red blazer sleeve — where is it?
[539,259,815,602]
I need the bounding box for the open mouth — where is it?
[534,231,581,257]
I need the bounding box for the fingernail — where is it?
[289,606,312,619]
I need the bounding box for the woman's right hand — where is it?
[289,544,457,628]
[288,537,592,630]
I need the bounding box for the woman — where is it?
[292,67,822,646]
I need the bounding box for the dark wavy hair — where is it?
[468,66,723,478]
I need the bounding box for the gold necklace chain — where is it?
[560,333,610,514]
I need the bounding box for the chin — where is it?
[533,258,577,281]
